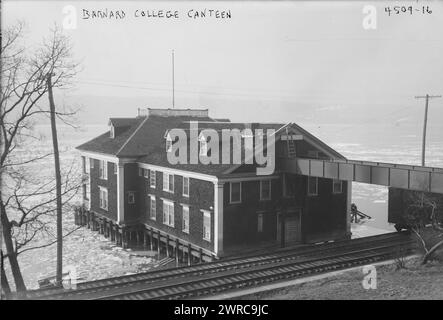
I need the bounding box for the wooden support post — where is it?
[150,229,154,251]
[110,222,114,241]
[143,231,147,249]
[280,213,285,248]
[166,235,170,257]
[181,244,185,263]
[122,230,127,249]
[175,239,179,266]
[157,230,161,257]
[136,230,141,247]
[187,243,192,266]
[199,248,203,263]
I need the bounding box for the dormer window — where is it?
[110,125,115,139]
[199,134,208,156]
[166,133,173,153]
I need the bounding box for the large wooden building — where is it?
[76,108,351,261]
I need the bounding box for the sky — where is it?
[3,1,443,129]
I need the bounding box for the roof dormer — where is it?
[108,118,136,139]
[110,125,115,138]
[165,132,173,152]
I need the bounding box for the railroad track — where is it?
[27,231,414,300]
[97,242,414,300]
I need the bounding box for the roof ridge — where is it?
[116,116,149,156]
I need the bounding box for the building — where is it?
[76,108,351,262]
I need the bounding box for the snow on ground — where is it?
[5,214,158,290]
[351,223,392,238]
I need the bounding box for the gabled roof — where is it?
[76,109,345,176]
[76,117,144,155]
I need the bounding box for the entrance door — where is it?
[277,210,302,244]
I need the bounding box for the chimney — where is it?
[138,108,209,118]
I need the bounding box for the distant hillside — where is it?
[59,93,443,131]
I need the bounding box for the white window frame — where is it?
[99,186,108,210]
[308,177,318,196]
[150,170,156,188]
[260,180,271,201]
[229,182,242,204]
[166,133,173,153]
[182,205,189,234]
[333,179,343,194]
[202,210,211,241]
[128,191,135,204]
[163,172,174,193]
[257,213,264,233]
[149,195,156,220]
[162,199,175,227]
[82,183,89,201]
[99,160,107,180]
[182,176,189,197]
[85,157,90,174]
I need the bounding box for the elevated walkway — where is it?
[281,157,443,194]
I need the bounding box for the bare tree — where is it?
[1,22,81,293]
[404,191,443,264]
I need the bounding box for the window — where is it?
[99,160,107,180]
[82,157,87,174]
[163,172,174,193]
[149,195,156,220]
[166,134,172,153]
[257,213,264,233]
[202,210,211,241]
[82,184,89,201]
[162,200,174,227]
[113,163,117,174]
[99,187,108,210]
[182,205,189,233]
[199,135,208,156]
[183,177,189,197]
[90,158,94,169]
[308,177,318,196]
[230,182,241,203]
[138,168,143,177]
[150,170,156,188]
[128,192,135,204]
[110,125,115,138]
[333,179,343,194]
[143,168,149,178]
[260,180,271,200]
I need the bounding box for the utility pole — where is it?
[172,50,175,109]
[415,94,442,166]
[47,73,63,286]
